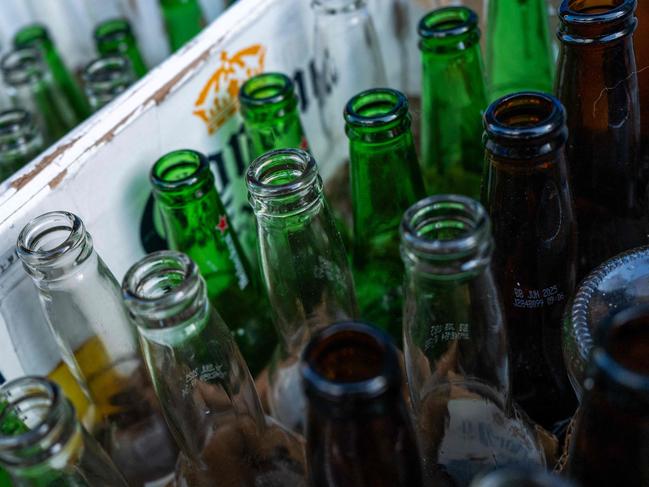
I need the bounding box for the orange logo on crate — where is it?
[193,45,266,134]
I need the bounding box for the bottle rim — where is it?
[150,148,212,193]
[83,55,133,91]
[93,18,134,45]
[483,91,567,158]
[400,195,492,275]
[16,211,90,271]
[0,376,75,467]
[344,88,409,129]
[246,148,320,200]
[122,250,205,326]
[13,24,52,49]
[560,0,634,25]
[558,0,636,44]
[239,72,296,109]
[418,6,479,40]
[1,47,45,87]
[0,109,34,138]
[311,0,366,14]
[301,321,401,404]
[470,466,576,487]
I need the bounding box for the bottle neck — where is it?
[311,0,366,15]
[0,109,44,166]
[123,251,266,461]
[418,6,481,55]
[558,0,637,45]
[83,56,135,112]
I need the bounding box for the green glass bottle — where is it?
[486,0,554,101]
[151,149,275,376]
[418,7,488,199]
[1,47,77,144]
[94,18,148,79]
[0,109,45,181]
[239,72,309,161]
[83,55,136,112]
[159,0,206,52]
[345,88,425,342]
[13,24,91,121]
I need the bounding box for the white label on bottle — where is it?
[424,323,470,352]
[513,284,565,309]
[181,363,226,397]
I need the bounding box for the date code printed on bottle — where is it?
[513,285,565,309]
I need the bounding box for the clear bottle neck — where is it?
[1,47,47,90]
[311,0,366,15]
[0,109,44,165]
[83,55,135,112]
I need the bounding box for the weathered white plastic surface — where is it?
[0,0,430,381]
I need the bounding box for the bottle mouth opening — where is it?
[122,250,203,326]
[94,18,133,44]
[418,6,478,39]
[83,55,133,89]
[16,211,87,268]
[247,148,319,199]
[561,0,631,20]
[151,149,211,192]
[593,305,649,392]
[311,0,365,14]
[239,72,295,108]
[0,109,33,137]
[401,195,490,262]
[13,24,50,48]
[344,88,409,128]
[0,377,63,453]
[484,92,565,143]
[301,322,400,402]
[1,48,45,87]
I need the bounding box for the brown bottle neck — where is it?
[558,1,637,45]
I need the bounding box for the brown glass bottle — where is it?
[567,304,649,487]
[483,92,578,430]
[301,322,424,487]
[556,0,647,279]
[635,1,649,163]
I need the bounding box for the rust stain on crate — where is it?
[150,48,215,106]
[48,169,68,189]
[10,137,81,191]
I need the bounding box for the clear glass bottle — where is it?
[0,376,128,487]
[0,109,44,181]
[122,250,307,487]
[83,55,136,112]
[312,0,387,162]
[1,47,77,144]
[247,148,358,434]
[401,195,546,487]
[16,211,178,487]
[302,322,425,487]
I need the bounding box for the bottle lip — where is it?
[246,148,320,200]
[418,6,479,40]
[0,376,72,465]
[13,24,52,49]
[83,55,134,91]
[150,149,212,193]
[239,72,296,109]
[400,195,492,275]
[558,0,637,44]
[344,88,409,129]
[93,17,134,45]
[483,91,567,158]
[122,250,205,326]
[16,211,90,271]
[0,109,34,138]
[1,47,45,87]
[301,321,401,405]
[591,305,649,394]
[311,0,365,14]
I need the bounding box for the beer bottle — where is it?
[401,195,546,487]
[418,6,488,198]
[0,109,44,180]
[94,18,148,79]
[312,0,386,160]
[13,24,91,121]
[556,0,647,279]
[16,211,178,486]
[83,55,136,112]
[567,304,649,486]
[482,92,577,430]
[345,88,424,342]
[486,0,554,101]
[239,72,309,160]
[0,376,128,487]
[122,251,306,487]
[159,0,206,52]
[247,148,358,434]
[301,322,424,487]
[1,47,77,144]
[634,1,649,162]
[470,468,576,487]
[150,149,276,376]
